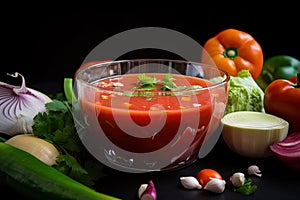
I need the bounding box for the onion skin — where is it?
[270,132,300,173]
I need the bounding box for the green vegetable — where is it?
[137,73,202,91]
[233,178,257,195]
[64,78,77,104]
[0,142,120,200]
[225,70,264,115]
[256,55,300,91]
[137,74,158,90]
[32,98,105,186]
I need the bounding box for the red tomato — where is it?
[196,169,223,187]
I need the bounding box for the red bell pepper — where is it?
[264,73,300,133]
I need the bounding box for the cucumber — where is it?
[0,142,121,200]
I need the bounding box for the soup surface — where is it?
[79,73,215,154]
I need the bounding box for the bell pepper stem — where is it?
[292,72,300,88]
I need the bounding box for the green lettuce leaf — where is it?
[225,70,265,115]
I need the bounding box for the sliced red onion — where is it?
[270,132,300,172]
[0,72,52,135]
[273,132,300,147]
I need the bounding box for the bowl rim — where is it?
[75,59,230,94]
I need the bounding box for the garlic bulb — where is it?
[204,178,226,193]
[0,72,52,136]
[247,165,262,177]
[180,176,202,190]
[230,172,245,187]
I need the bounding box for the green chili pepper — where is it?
[256,55,300,90]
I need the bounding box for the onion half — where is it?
[221,111,289,158]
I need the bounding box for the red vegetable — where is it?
[269,132,300,173]
[264,73,300,133]
[196,169,223,187]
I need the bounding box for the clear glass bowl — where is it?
[73,59,229,173]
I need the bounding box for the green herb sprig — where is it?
[137,73,202,91]
[233,178,258,195]
[32,83,105,187]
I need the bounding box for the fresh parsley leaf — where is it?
[54,154,94,186]
[32,98,106,186]
[161,73,177,90]
[137,74,157,90]
[137,73,202,92]
[45,99,68,113]
[233,178,258,195]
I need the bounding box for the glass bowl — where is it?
[73,59,229,173]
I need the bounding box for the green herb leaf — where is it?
[137,74,157,90]
[233,178,258,195]
[161,73,177,91]
[54,154,94,186]
[32,96,106,186]
[46,99,68,113]
[137,73,202,92]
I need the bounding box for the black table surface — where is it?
[1,81,300,200]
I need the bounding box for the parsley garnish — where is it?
[137,74,158,90]
[137,73,202,91]
[233,178,258,195]
[32,99,105,186]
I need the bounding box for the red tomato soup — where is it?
[79,73,218,158]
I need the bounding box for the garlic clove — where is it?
[204,178,226,193]
[180,176,202,190]
[138,184,148,199]
[230,172,245,187]
[247,165,262,177]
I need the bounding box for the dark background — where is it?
[1,4,300,92]
[1,4,300,200]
